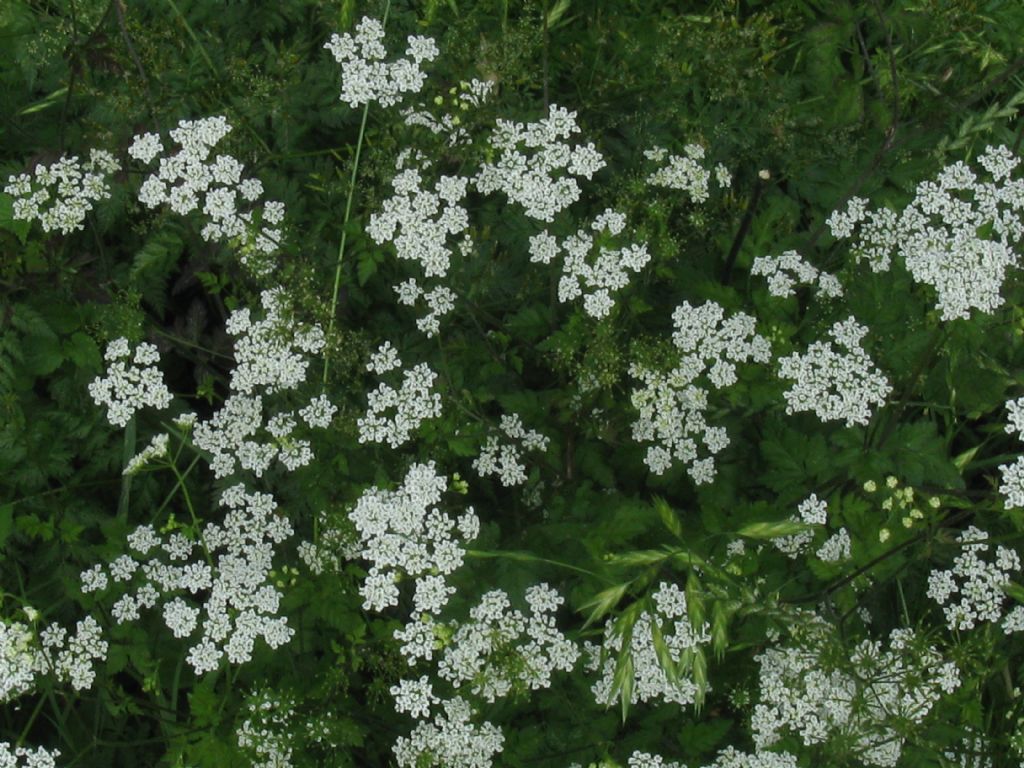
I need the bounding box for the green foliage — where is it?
[3,0,1024,766]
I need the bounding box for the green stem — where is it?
[467,548,607,581]
[16,695,47,747]
[323,0,392,388]
[168,463,214,568]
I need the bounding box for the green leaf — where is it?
[357,254,377,286]
[580,582,629,628]
[63,332,101,371]
[0,193,30,244]
[653,496,682,539]
[737,520,810,540]
[0,504,12,550]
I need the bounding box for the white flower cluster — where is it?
[367,163,470,280]
[0,616,42,702]
[4,149,120,235]
[1,611,108,700]
[630,300,771,482]
[359,345,442,447]
[297,510,361,576]
[777,316,891,428]
[38,615,108,692]
[773,494,826,558]
[827,145,1024,321]
[752,626,960,767]
[393,696,504,768]
[88,338,173,427]
[627,751,683,768]
[324,17,438,108]
[699,748,799,768]
[531,208,651,319]
[472,413,550,487]
[998,396,1024,509]
[131,117,285,275]
[586,582,711,709]
[0,743,60,768]
[189,288,332,478]
[402,79,496,147]
[366,155,471,336]
[751,250,843,299]
[82,485,294,675]
[436,584,579,702]
[926,525,1021,632]
[475,104,605,222]
[349,462,479,612]
[644,144,731,203]
[771,495,851,563]
[236,690,296,768]
[123,432,169,475]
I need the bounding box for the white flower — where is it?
[631,300,770,480]
[777,316,891,428]
[4,151,120,235]
[475,104,605,222]
[88,339,173,427]
[325,18,437,108]
[473,413,549,487]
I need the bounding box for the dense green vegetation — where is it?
[3,1,1024,766]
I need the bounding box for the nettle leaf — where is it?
[130,226,184,315]
[887,420,963,488]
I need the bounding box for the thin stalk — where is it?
[467,548,608,581]
[322,0,392,388]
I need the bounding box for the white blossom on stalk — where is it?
[359,357,442,448]
[777,316,891,428]
[630,300,771,481]
[926,525,1021,631]
[699,748,798,768]
[392,696,504,768]
[751,623,959,767]
[644,144,730,203]
[751,250,843,299]
[475,104,605,222]
[830,145,1024,321]
[4,149,119,235]
[537,208,651,319]
[585,582,710,709]
[88,339,173,427]
[349,462,478,612]
[473,413,550,487]
[436,585,579,702]
[131,116,285,275]
[324,17,437,108]
[81,485,295,675]
[0,743,60,768]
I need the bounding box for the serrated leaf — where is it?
[0,193,30,244]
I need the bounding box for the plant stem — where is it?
[323,0,392,388]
